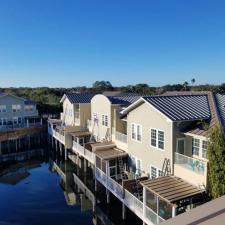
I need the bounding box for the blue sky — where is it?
[0,0,225,87]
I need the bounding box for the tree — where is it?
[208,125,225,199]
[191,78,196,86]
[183,81,189,91]
[92,81,113,92]
[218,83,225,93]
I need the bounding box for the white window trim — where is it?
[0,105,7,113]
[131,123,142,143]
[150,165,162,179]
[192,137,208,160]
[150,128,165,151]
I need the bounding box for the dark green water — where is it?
[0,152,141,225]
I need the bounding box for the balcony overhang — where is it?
[95,147,127,161]
[69,130,91,138]
[140,176,204,207]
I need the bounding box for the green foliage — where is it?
[208,125,225,199]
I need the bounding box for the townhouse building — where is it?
[48,91,225,225]
[0,92,40,130]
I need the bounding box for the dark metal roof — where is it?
[143,95,211,121]
[24,98,35,105]
[214,93,225,130]
[140,176,203,205]
[64,93,95,104]
[107,94,142,105]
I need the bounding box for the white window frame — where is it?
[131,123,142,143]
[150,165,162,179]
[192,137,208,160]
[192,138,200,156]
[150,128,165,151]
[202,140,208,159]
[0,105,7,113]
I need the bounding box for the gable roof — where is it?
[214,93,225,130]
[121,94,211,122]
[107,94,142,105]
[143,95,211,121]
[0,92,36,105]
[162,91,221,136]
[60,93,95,104]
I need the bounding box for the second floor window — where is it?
[150,129,165,150]
[131,123,142,142]
[202,140,208,159]
[150,166,162,179]
[192,138,200,156]
[12,105,21,113]
[0,105,7,113]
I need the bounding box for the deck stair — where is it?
[118,157,128,180]
[162,158,171,176]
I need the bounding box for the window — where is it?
[131,123,142,142]
[150,166,162,179]
[151,129,157,147]
[192,138,200,156]
[102,115,108,127]
[0,105,7,113]
[25,105,34,112]
[150,129,165,150]
[202,140,208,159]
[12,104,21,113]
[158,131,164,149]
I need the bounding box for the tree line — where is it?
[1,81,225,115]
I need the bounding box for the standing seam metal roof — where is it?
[143,95,211,121]
[214,93,225,130]
[64,93,95,104]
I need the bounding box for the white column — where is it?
[143,187,147,221]
[157,196,159,224]
[0,141,2,155]
[172,205,177,217]
[40,118,43,125]
[27,119,29,128]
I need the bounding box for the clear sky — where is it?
[0,0,225,87]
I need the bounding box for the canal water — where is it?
[0,149,141,225]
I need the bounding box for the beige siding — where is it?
[62,98,75,126]
[91,95,112,141]
[127,102,173,176]
[79,104,91,129]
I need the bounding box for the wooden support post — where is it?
[15,139,18,152]
[51,136,54,148]
[143,187,146,222]
[28,135,31,149]
[106,190,110,204]
[122,203,126,220]
[65,148,67,160]
[94,178,97,192]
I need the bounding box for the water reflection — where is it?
[0,149,141,225]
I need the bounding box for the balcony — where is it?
[72,141,95,164]
[53,129,65,144]
[115,131,127,143]
[95,167,164,225]
[174,152,206,175]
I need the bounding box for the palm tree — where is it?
[191,78,196,86]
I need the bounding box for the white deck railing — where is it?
[53,130,65,144]
[115,131,127,143]
[174,152,207,175]
[72,141,95,164]
[95,167,164,225]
